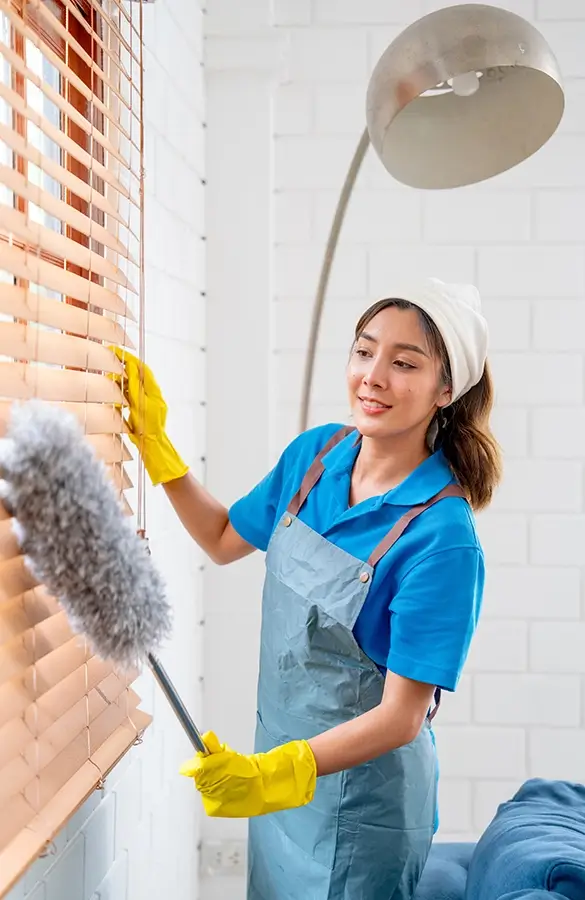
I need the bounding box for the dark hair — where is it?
[354,298,502,511]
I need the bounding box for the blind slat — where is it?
[82,0,141,69]
[0,595,32,644]
[0,600,132,696]
[0,364,124,403]
[0,286,133,349]
[0,696,137,854]
[106,461,132,493]
[25,694,138,810]
[27,687,108,748]
[0,675,28,735]
[0,40,130,168]
[0,164,135,259]
[0,323,123,373]
[0,717,29,770]
[0,711,151,897]
[0,80,135,201]
[0,399,128,437]
[0,652,111,732]
[22,683,127,775]
[0,681,139,805]
[0,520,20,566]
[0,556,38,607]
[90,692,141,753]
[0,243,133,318]
[32,667,130,734]
[0,121,127,226]
[28,638,89,697]
[35,661,123,724]
[0,589,60,645]
[62,0,136,90]
[0,638,30,686]
[17,610,72,671]
[0,755,32,807]
[20,675,133,778]
[22,587,60,625]
[0,792,32,861]
[0,205,138,291]
[2,3,138,145]
[27,0,137,117]
[23,611,71,658]
[99,0,139,39]
[87,434,132,464]
[0,623,108,701]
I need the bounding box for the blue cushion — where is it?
[414,843,475,900]
[464,779,585,900]
[498,893,569,899]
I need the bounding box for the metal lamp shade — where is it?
[366,4,564,189]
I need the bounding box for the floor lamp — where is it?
[298,3,565,432]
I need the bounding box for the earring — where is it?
[427,412,440,450]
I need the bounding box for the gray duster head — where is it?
[0,400,172,668]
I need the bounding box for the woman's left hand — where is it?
[180,731,317,818]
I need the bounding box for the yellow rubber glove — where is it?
[112,347,188,486]
[179,731,317,818]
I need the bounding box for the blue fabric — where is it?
[230,423,484,692]
[464,779,585,900]
[248,512,437,900]
[497,894,569,899]
[414,843,475,900]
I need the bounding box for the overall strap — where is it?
[288,426,356,516]
[367,482,467,723]
[367,483,467,567]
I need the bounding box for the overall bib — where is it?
[248,426,465,900]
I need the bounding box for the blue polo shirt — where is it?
[229,423,484,694]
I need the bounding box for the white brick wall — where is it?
[6,2,206,899]
[203,0,585,897]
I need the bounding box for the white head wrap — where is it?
[392,277,488,403]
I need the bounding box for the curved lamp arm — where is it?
[298,127,371,433]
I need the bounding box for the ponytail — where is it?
[436,362,502,511]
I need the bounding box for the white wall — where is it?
[5,2,206,899]
[203,1,585,897]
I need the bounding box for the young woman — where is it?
[116,277,501,900]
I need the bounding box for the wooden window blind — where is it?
[0,1,150,895]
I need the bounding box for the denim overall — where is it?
[248,426,465,899]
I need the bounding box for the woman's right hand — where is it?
[113,348,253,563]
[113,347,189,486]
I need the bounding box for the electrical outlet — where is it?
[200,840,247,877]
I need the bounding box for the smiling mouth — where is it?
[359,397,392,412]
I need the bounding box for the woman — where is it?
[116,277,501,900]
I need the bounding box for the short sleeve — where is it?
[228,458,287,552]
[386,547,484,692]
[227,426,328,552]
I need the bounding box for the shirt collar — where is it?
[322,428,456,506]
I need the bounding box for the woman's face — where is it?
[347,305,451,443]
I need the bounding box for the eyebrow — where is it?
[358,332,429,357]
